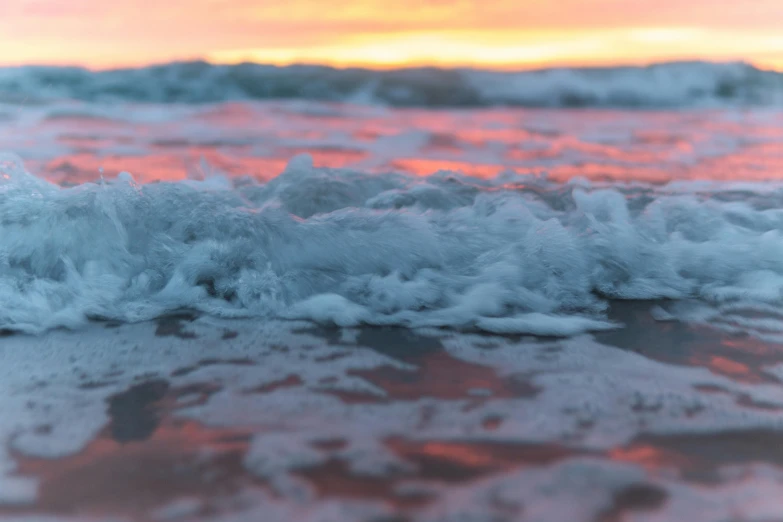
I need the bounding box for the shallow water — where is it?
[3,313,783,521]
[2,94,783,520]
[3,102,783,185]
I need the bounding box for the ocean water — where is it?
[2,61,783,521]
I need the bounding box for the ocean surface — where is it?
[2,61,783,522]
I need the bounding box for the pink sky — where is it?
[2,0,783,69]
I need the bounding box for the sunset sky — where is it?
[2,0,783,70]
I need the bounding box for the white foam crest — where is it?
[466,61,783,108]
[3,152,783,336]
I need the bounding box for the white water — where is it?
[3,151,783,336]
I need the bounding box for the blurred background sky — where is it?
[2,0,783,70]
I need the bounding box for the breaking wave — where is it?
[1,61,783,108]
[3,151,783,336]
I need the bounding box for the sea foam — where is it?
[3,152,783,336]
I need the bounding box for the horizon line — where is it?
[1,57,781,74]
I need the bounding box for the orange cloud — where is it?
[1,0,782,70]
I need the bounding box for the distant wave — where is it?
[1,61,782,108]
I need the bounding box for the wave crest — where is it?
[3,152,783,336]
[1,61,782,108]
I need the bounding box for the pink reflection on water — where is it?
[7,418,258,519]
[3,104,782,186]
[609,445,693,474]
[390,158,506,178]
[30,152,288,184]
[547,163,675,183]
